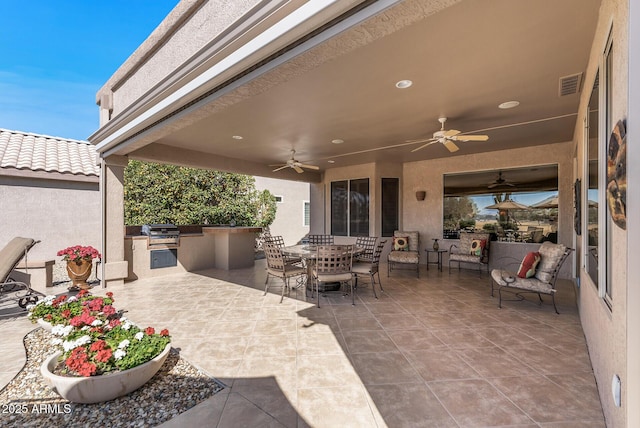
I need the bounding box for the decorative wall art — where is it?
[607,119,627,230]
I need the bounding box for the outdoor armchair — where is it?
[490,242,573,314]
[1,237,41,316]
[448,232,490,273]
[387,231,420,277]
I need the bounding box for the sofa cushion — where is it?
[517,251,541,278]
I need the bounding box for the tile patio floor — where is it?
[1,261,605,427]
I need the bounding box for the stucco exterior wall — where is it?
[254,176,310,246]
[0,175,100,265]
[573,0,629,426]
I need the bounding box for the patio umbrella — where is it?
[484,200,530,210]
[531,195,558,209]
[484,199,530,226]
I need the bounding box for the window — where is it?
[381,178,399,237]
[443,165,558,242]
[331,179,369,236]
[585,71,599,287]
[603,32,613,304]
[303,201,310,227]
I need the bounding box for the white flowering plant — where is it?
[36,290,170,377]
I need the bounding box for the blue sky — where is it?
[0,1,179,141]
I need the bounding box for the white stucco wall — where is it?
[573,0,629,426]
[254,176,310,246]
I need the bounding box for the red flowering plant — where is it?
[57,245,101,263]
[28,290,115,326]
[31,290,171,377]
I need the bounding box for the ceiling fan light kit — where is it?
[409,117,489,153]
[270,150,319,174]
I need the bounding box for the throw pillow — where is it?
[517,251,541,278]
[393,236,409,251]
[470,239,486,256]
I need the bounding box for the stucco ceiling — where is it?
[120,0,602,181]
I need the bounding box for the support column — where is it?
[101,155,129,287]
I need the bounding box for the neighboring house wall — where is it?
[0,175,100,262]
[0,129,101,284]
[254,176,309,246]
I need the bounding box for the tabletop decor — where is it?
[432,238,440,251]
[57,245,101,290]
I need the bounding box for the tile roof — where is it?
[0,128,99,177]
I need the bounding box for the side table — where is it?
[424,249,447,272]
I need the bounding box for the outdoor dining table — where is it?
[281,244,363,292]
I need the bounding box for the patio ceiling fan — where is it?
[488,171,516,189]
[409,117,489,153]
[270,150,319,174]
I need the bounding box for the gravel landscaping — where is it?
[0,328,224,427]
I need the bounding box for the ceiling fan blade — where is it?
[293,165,304,174]
[411,141,438,152]
[272,165,288,172]
[297,163,319,170]
[455,135,489,142]
[443,129,461,137]
[443,140,460,152]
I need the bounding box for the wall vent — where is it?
[559,72,583,96]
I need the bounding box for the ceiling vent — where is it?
[559,72,583,96]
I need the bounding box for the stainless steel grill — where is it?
[141,224,180,249]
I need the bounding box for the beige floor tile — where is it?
[341,329,397,354]
[456,346,535,378]
[386,329,447,351]
[404,349,481,381]
[431,327,495,349]
[2,266,604,427]
[296,332,344,356]
[429,379,534,426]
[349,350,420,385]
[373,312,425,330]
[336,316,383,332]
[491,375,606,424]
[297,386,378,428]
[366,383,457,427]
[296,354,361,388]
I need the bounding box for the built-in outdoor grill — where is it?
[141,224,180,249]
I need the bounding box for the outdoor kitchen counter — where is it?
[202,227,262,270]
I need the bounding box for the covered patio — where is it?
[84,0,640,426]
[1,264,604,427]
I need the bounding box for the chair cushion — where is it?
[388,250,419,264]
[517,251,541,278]
[316,272,353,282]
[393,236,409,251]
[394,231,419,252]
[491,269,554,294]
[534,242,567,283]
[449,253,481,263]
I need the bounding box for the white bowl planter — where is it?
[41,343,171,404]
[37,318,54,332]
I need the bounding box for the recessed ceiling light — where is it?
[232,135,243,140]
[328,160,335,164]
[498,101,520,109]
[395,80,413,89]
[331,139,344,144]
